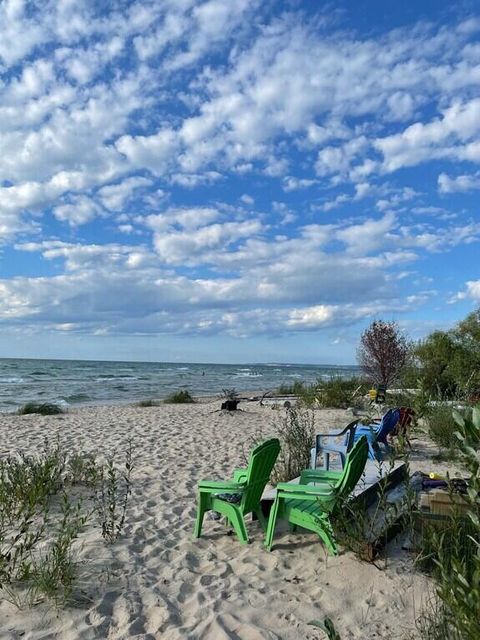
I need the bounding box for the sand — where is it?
[0,399,439,640]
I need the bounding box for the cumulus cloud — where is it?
[1,4,480,343]
[438,171,480,193]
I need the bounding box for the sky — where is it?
[0,0,480,365]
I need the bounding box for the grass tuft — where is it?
[163,389,194,404]
[18,402,65,416]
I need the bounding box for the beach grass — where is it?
[163,389,194,403]
[18,402,65,416]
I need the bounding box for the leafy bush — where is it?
[18,402,64,415]
[316,376,366,409]
[424,404,460,451]
[272,406,315,483]
[163,389,194,404]
[416,405,480,639]
[94,440,134,543]
[0,440,134,607]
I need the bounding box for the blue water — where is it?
[0,358,359,412]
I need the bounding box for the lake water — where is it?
[0,358,359,412]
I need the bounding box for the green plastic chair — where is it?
[264,435,368,555]
[194,438,281,544]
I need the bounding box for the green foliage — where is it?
[94,440,134,543]
[0,440,134,607]
[316,376,367,409]
[417,405,480,640]
[27,494,88,604]
[424,404,460,452]
[308,617,342,639]
[134,399,160,407]
[18,402,65,415]
[276,380,310,396]
[415,308,480,400]
[271,406,315,483]
[163,389,194,403]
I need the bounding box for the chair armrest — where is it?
[198,480,245,492]
[276,482,334,497]
[300,469,341,483]
[315,419,360,438]
[232,468,248,482]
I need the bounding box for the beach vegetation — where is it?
[221,388,238,400]
[163,389,194,403]
[134,398,160,407]
[423,403,460,454]
[18,402,65,416]
[316,376,367,409]
[271,406,315,484]
[357,320,412,389]
[411,307,480,401]
[94,439,134,543]
[0,439,134,608]
[414,405,480,640]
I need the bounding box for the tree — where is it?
[414,308,480,399]
[357,320,411,388]
[415,330,459,398]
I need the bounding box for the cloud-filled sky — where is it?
[1,0,479,364]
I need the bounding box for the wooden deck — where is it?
[262,459,407,505]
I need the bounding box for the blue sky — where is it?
[0,0,479,365]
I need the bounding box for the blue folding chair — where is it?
[353,408,400,460]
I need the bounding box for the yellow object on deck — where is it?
[429,472,446,480]
[368,389,377,401]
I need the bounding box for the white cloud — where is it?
[375,98,480,172]
[438,171,480,193]
[452,280,480,302]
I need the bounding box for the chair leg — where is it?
[228,507,249,544]
[193,492,208,538]
[324,452,330,471]
[264,497,281,551]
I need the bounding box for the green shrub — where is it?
[94,440,134,544]
[416,405,480,639]
[276,380,309,396]
[316,376,366,409]
[163,389,194,404]
[424,404,460,451]
[18,402,65,416]
[272,406,315,483]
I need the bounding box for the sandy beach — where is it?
[0,399,435,640]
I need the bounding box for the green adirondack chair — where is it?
[264,435,368,555]
[194,438,281,544]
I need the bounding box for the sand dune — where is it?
[0,400,431,639]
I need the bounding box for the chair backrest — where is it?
[398,407,415,429]
[241,438,281,513]
[376,408,400,440]
[334,436,369,499]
